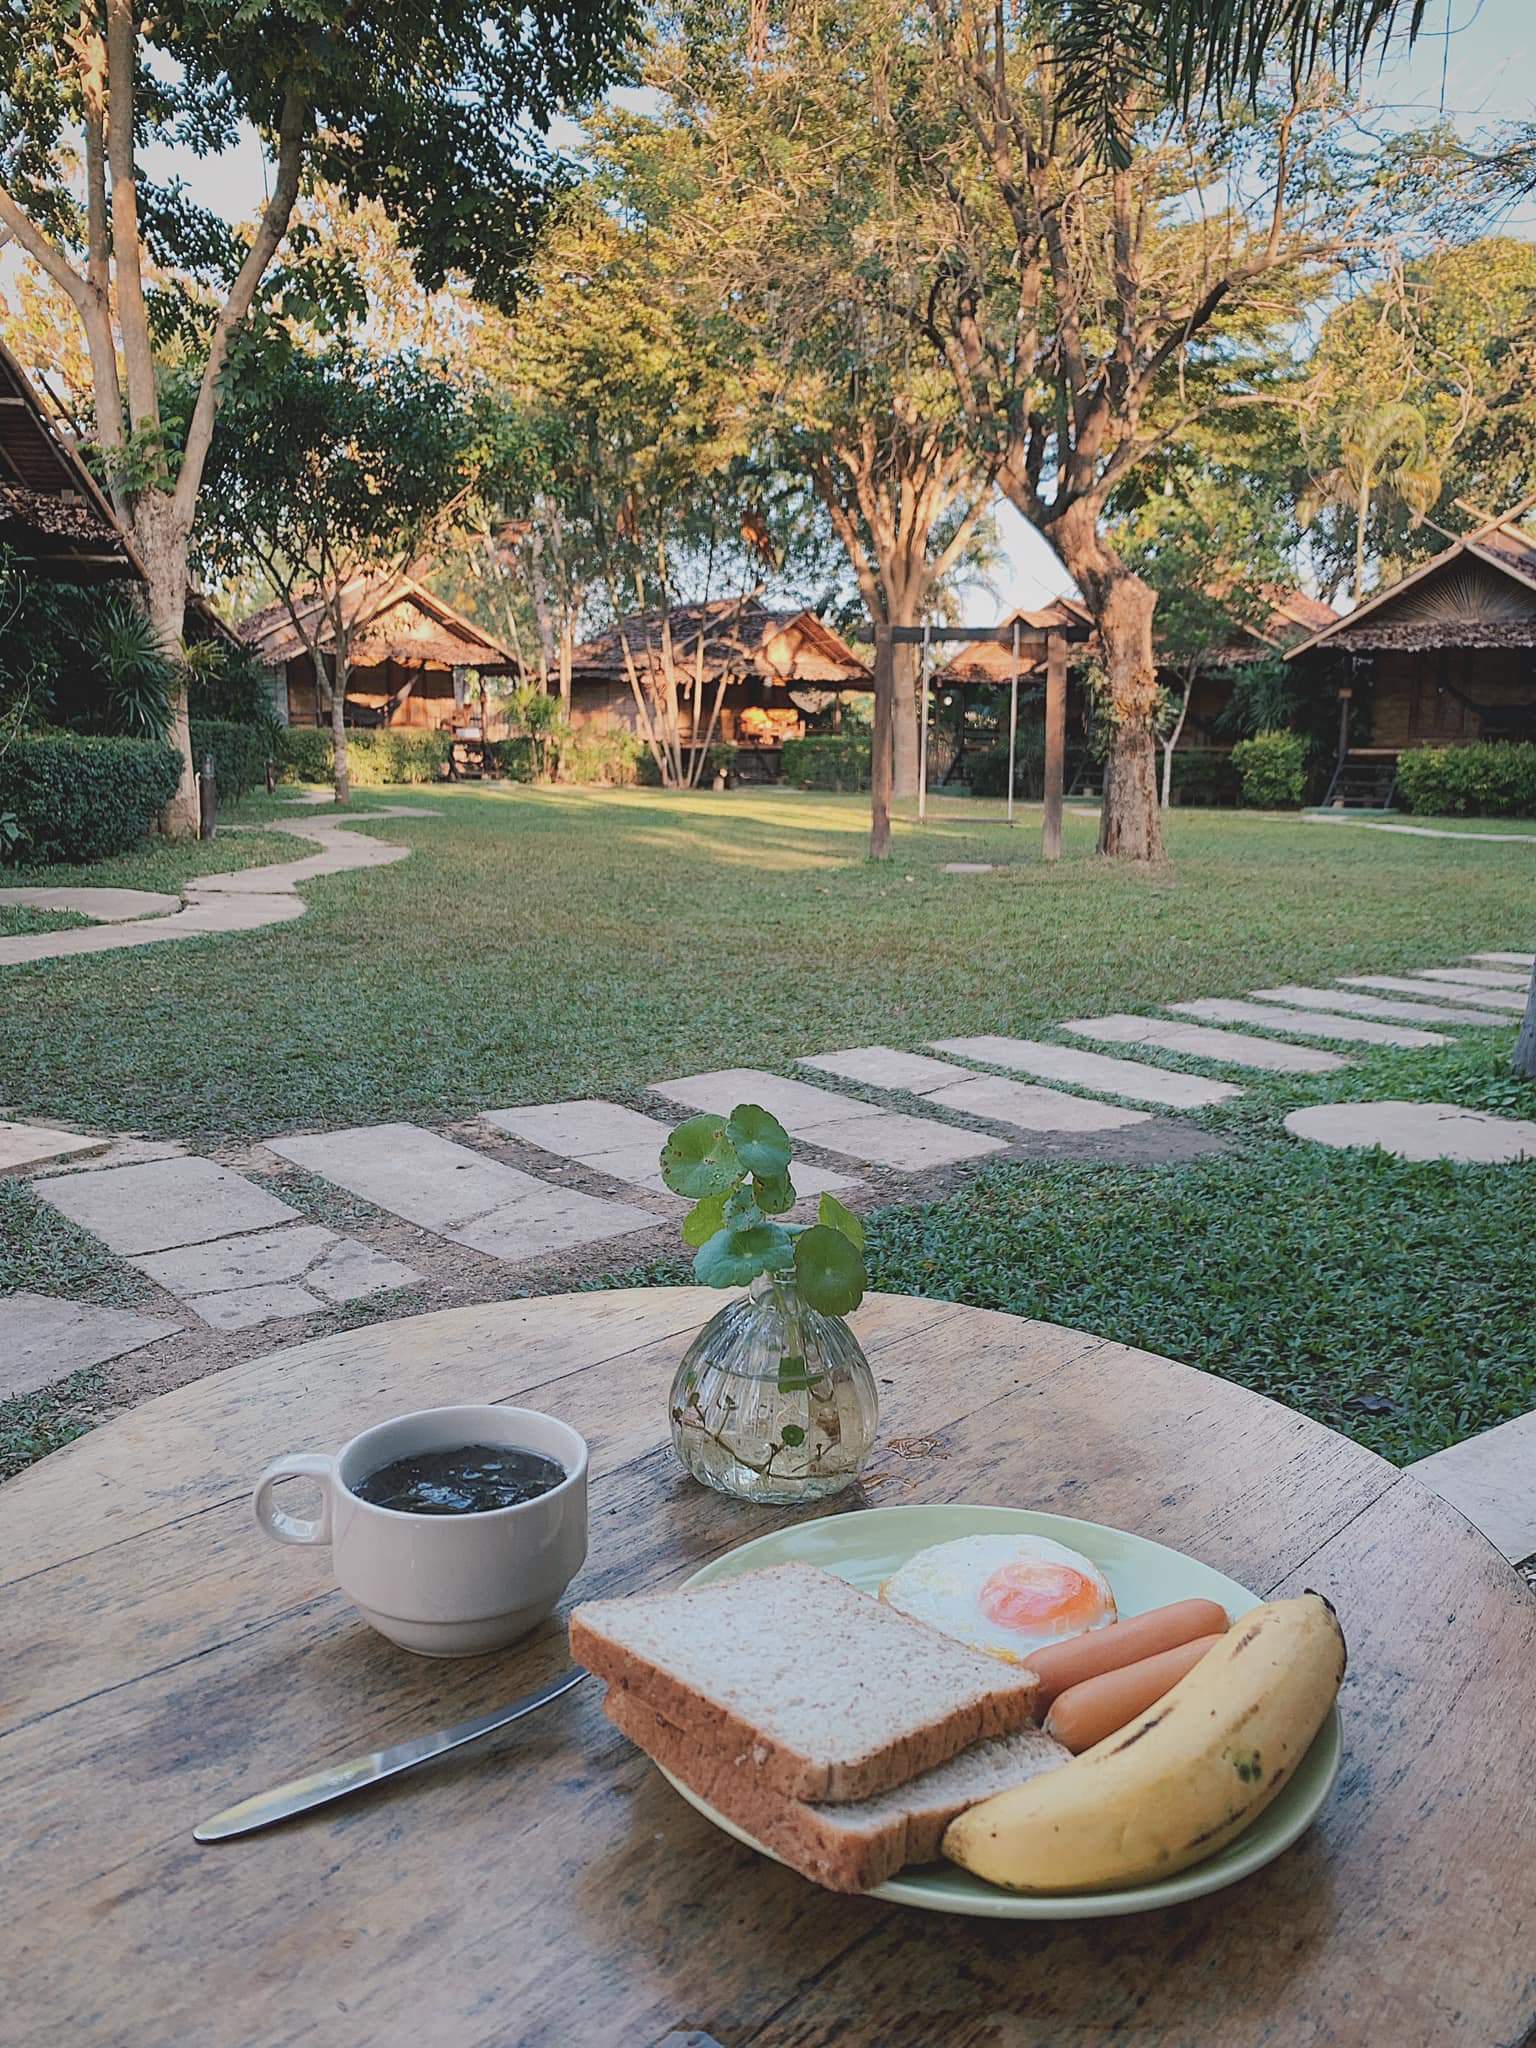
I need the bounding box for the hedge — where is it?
[636,740,739,786]
[1168,748,1242,807]
[0,730,181,864]
[189,719,271,800]
[272,727,450,785]
[966,731,1046,800]
[492,727,643,785]
[781,735,871,791]
[1230,729,1308,808]
[1395,742,1536,818]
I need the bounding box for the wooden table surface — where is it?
[4,1288,1533,2048]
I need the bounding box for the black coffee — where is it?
[353,1442,566,1515]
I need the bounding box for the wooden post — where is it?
[917,622,931,822]
[198,752,217,842]
[1043,629,1066,862]
[871,624,893,860]
[1006,622,1020,827]
[1337,687,1352,776]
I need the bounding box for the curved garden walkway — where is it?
[0,807,432,967]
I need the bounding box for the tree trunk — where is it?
[330,655,351,805]
[1048,509,1166,863]
[134,494,198,838]
[1514,966,1536,1081]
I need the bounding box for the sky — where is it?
[20,2,1536,615]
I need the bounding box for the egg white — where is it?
[879,1532,1117,1663]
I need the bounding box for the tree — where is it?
[197,346,484,803]
[0,0,634,830]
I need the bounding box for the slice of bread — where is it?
[609,1689,1070,1893]
[569,1561,1041,1803]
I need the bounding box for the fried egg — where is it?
[879,1533,1116,1663]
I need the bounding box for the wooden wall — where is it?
[1368,648,1536,749]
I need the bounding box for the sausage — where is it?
[1026,1597,1230,1708]
[1044,1633,1225,1751]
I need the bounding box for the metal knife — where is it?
[193,1666,587,1842]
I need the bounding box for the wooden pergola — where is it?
[870,602,1093,860]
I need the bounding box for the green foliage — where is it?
[0,732,180,864]
[966,728,1048,800]
[1396,743,1536,818]
[781,736,872,791]
[272,728,333,784]
[1167,749,1242,806]
[494,724,644,785]
[0,561,175,740]
[1116,478,1293,664]
[189,720,271,800]
[183,639,280,729]
[1230,730,1308,807]
[661,1103,866,1312]
[636,741,737,786]
[271,726,447,785]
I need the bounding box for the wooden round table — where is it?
[4,1289,1532,2048]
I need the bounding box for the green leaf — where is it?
[725,1103,792,1177]
[753,1170,796,1215]
[780,1424,806,1447]
[818,1191,865,1249]
[660,1114,741,1199]
[694,1219,795,1289]
[723,1184,765,1227]
[777,1352,814,1392]
[793,1223,866,1316]
[681,1192,727,1247]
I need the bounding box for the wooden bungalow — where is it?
[1285,504,1536,806]
[241,571,518,740]
[565,599,871,777]
[0,338,140,583]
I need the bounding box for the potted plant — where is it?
[661,1104,878,1504]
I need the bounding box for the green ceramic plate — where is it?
[665,1502,1342,1919]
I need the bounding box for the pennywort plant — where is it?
[659,1103,866,1315]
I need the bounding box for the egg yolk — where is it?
[979,1560,1103,1634]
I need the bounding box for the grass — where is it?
[0,906,95,936]
[1,782,1533,1475]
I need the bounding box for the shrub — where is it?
[1395,742,1536,818]
[636,740,739,786]
[0,730,181,864]
[189,719,271,799]
[558,726,643,785]
[184,639,282,728]
[1230,729,1308,808]
[273,727,332,783]
[965,729,1047,799]
[781,735,872,791]
[1168,749,1242,806]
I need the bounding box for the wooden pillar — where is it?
[1043,629,1066,862]
[871,624,894,860]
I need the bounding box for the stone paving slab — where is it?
[192,1282,336,1333]
[0,887,181,922]
[1412,966,1531,991]
[928,1035,1241,1109]
[0,1121,108,1172]
[1250,984,1513,1028]
[1170,998,1447,1049]
[481,1100,858,1201]
[652,1069,1004,1170]
[0,1292,181,1399]
[924,1073,1149,1135]
[1409,1411,1536,1563]
[135,1224,419,1330]
[1284,1100,1536,1164]
[799,1047,969,1095]
[1338,976,1528,1012]
[34,1156,301,1256]
[1468,953,1535,969]
[33,1137,189,1176]
[267,1123,655,1261]
[1302,814,1536,843]
[1065,1014,1345,1073]
[942,863,995,874]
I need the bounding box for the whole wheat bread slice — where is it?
[569,1561,1041,1804]
[608,1690,1069,1893]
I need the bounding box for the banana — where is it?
[943,1592,1345,1893]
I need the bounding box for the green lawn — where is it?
[2,783,1533,1474]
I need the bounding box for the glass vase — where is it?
[669,1269,879,1505]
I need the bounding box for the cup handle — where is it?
[254,1453,337,1546]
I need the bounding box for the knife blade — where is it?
[193,1666,587,1842]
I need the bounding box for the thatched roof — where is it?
[1287,505,1536,658]
[240,571,517,673]
[569,599,871,688]
[927,602,1095,687]
[0,339,143,582]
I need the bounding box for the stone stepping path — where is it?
[927,1035,1240,1109]
[0,1292,182,1400]
[1303,815,1536,843]
[1250,984,1513,1028]
[919,1071,1147,1136]
[1065,1014,1344,1073]
[0,1121,107,1172]
[1284,1101,1536,1163]
[1469,952,1534,969]
[1339,976,1528,1013]
[800,1047,966,1095]
[1170,998,1447,1049]
[652,1068,1007,1169]
[481,1099,861,1203]
[1410,1412,1536,1564]
[32,1154,421,1329]
[1411,967,1531,992]
[0,886,182,922]
[267,1122,656,1261]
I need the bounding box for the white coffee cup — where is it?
[253,1404,588,1657]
